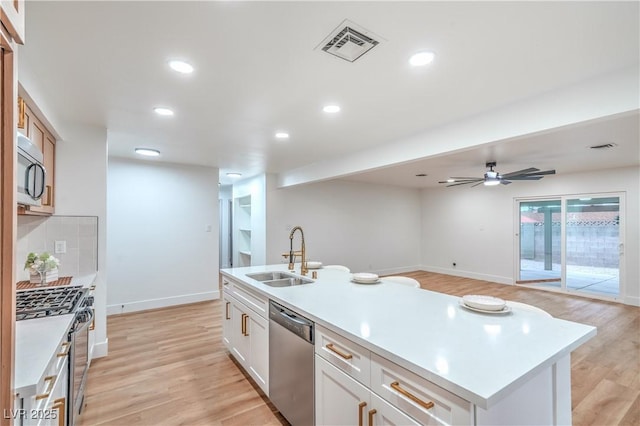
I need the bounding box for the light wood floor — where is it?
[78,271,639,425]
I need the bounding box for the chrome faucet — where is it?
[289,226,307,276]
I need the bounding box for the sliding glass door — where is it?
[565,196,621,297]
[517,194,622,299]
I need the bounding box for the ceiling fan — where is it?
[439,162,556,187]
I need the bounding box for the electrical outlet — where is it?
[55,240,67,254]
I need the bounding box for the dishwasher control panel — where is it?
[269,300,314,343]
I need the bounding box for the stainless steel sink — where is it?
[246,271,314,287]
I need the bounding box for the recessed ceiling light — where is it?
[323,105,340,113]
[135,148,160,157]
[275,132,290,139]
[226,172,242,178]
[153,107,174,116]
[415,173,427,177]
[409,51,435,67]
[168,60,194,74]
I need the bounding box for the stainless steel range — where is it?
[17,285,94,426]
[16,286,87,320]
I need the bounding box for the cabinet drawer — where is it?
[371,353,472,426]
[223,277,268,318]
[315,325,370,387]
[36,339,70,399]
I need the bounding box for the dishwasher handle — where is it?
[269,300,314,343]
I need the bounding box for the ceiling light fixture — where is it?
[483,171,501,186]
[409,51,435,67]
[446,178,455,183]
[226,172,242,178]
[275,132,290,139]
[168,60,194,74]
[153,107,174,116]
[323,105,340,113]
[135,148,160,157]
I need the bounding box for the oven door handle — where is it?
[73,307,95,334]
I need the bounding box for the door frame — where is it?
[0,24,17,426]
[513,191,625,302]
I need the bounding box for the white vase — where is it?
[30,268,59,284]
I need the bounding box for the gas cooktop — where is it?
[16,286,87,321]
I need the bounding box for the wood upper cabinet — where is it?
[18,100,56,215]
[0,1,26,44]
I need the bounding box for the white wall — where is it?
[266,178,422,275]
[421,166,640,306]
[55,123,109,357]
[107,158,219,314]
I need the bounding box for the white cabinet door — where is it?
[222,293,233,349]
[224,291,269,395]
[231,302,250,366]
[248,313,269,394]
[37,356,68,426]
[316,355,370,426]
[370,392,422,426]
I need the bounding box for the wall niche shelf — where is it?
[234,194,253,267]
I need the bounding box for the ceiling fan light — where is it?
[484,179,501,186]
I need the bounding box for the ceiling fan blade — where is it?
[528,169,556,176]
[471,181,485,187]
[438,179,480,183]
[507,176,544,180]
[509,169,557,179]
[446,181,479,187]
[500,180,512,185]
[449,176,483,180]
[500,167,539,178]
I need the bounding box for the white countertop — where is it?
[15,274,97,396]
[15,314,74,395]
[221,265,597,409]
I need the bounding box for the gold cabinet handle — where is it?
[326,343,353,360]
[368,408,377,426]
[225,302,231,320]
[90,285,96,291]
[17,96,25,129]
[90,308,95,331]
[390,381,435,410]
[242,314,249,336]
[358,401,367,426]
[57,342,70,357]
[35,375,56,400]
[53,397,65,426]
[240,313,246,335]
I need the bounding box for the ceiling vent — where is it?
[316,19,381,62]
[590,143,617,149]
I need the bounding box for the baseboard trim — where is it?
[624,295,640,307]
[420,265,513,285]
[371,265,423,276]
[92,338,109,359]
[107,290,220,316]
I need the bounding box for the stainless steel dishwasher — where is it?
[269,300,315,426]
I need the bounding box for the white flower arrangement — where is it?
[25,252,60,273]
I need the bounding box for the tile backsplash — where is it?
[17,215,98,281]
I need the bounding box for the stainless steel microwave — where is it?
[17,132,46,206]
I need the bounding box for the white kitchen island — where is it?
[221,265,596,425]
